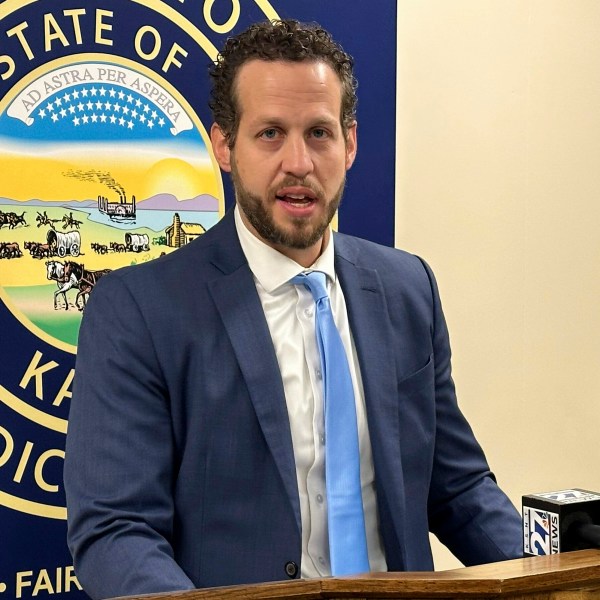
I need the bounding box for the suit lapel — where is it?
[335,238,408,566]
[206,214,301,533]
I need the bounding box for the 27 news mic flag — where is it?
[523,488,600,556]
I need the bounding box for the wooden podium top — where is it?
[114,549,600,599]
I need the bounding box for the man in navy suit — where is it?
[64,19,522,600]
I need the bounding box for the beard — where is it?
[230,161,345,250]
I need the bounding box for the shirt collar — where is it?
[234,204,336,294]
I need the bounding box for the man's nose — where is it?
[281,136,314,178]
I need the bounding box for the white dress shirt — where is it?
[234,206,387,577]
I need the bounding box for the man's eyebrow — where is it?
[310,116,339,128]
[248,115,340,128]
[252,117,285,127]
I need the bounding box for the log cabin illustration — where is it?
[165,212,206,248]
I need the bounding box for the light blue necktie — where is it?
[291,271,369,576]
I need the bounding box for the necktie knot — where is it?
[291,271,328,303]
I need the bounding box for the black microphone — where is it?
[522,488,600,557]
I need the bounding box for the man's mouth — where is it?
[275,187,318,207]
[277,194,313,207]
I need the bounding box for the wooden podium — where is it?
[112,549,600,600]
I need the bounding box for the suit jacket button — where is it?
[284,561,298,578]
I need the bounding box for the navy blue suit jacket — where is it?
[64,210,522,599]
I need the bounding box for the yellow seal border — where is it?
[0,384,68,433]
[0,489,66,519]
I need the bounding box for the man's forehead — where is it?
[233,59,343,118]
[237,57,334,75]
[234,59,341,95]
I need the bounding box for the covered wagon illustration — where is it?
[125,233,149,253]
[47,229,81,257]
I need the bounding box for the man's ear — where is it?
[210,123,232,172]
[345,121,358,171]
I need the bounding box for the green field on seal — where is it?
[3,284,81,347]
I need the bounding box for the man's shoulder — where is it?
[333,232,445,321]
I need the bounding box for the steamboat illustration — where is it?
[97,193,136,219]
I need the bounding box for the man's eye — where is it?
[260,129,278,139]
[311,128,328,139]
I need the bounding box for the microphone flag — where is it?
[522,488,600,556]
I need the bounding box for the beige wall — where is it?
[396,0,600,570]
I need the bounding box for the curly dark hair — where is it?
[209,19,357,147]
